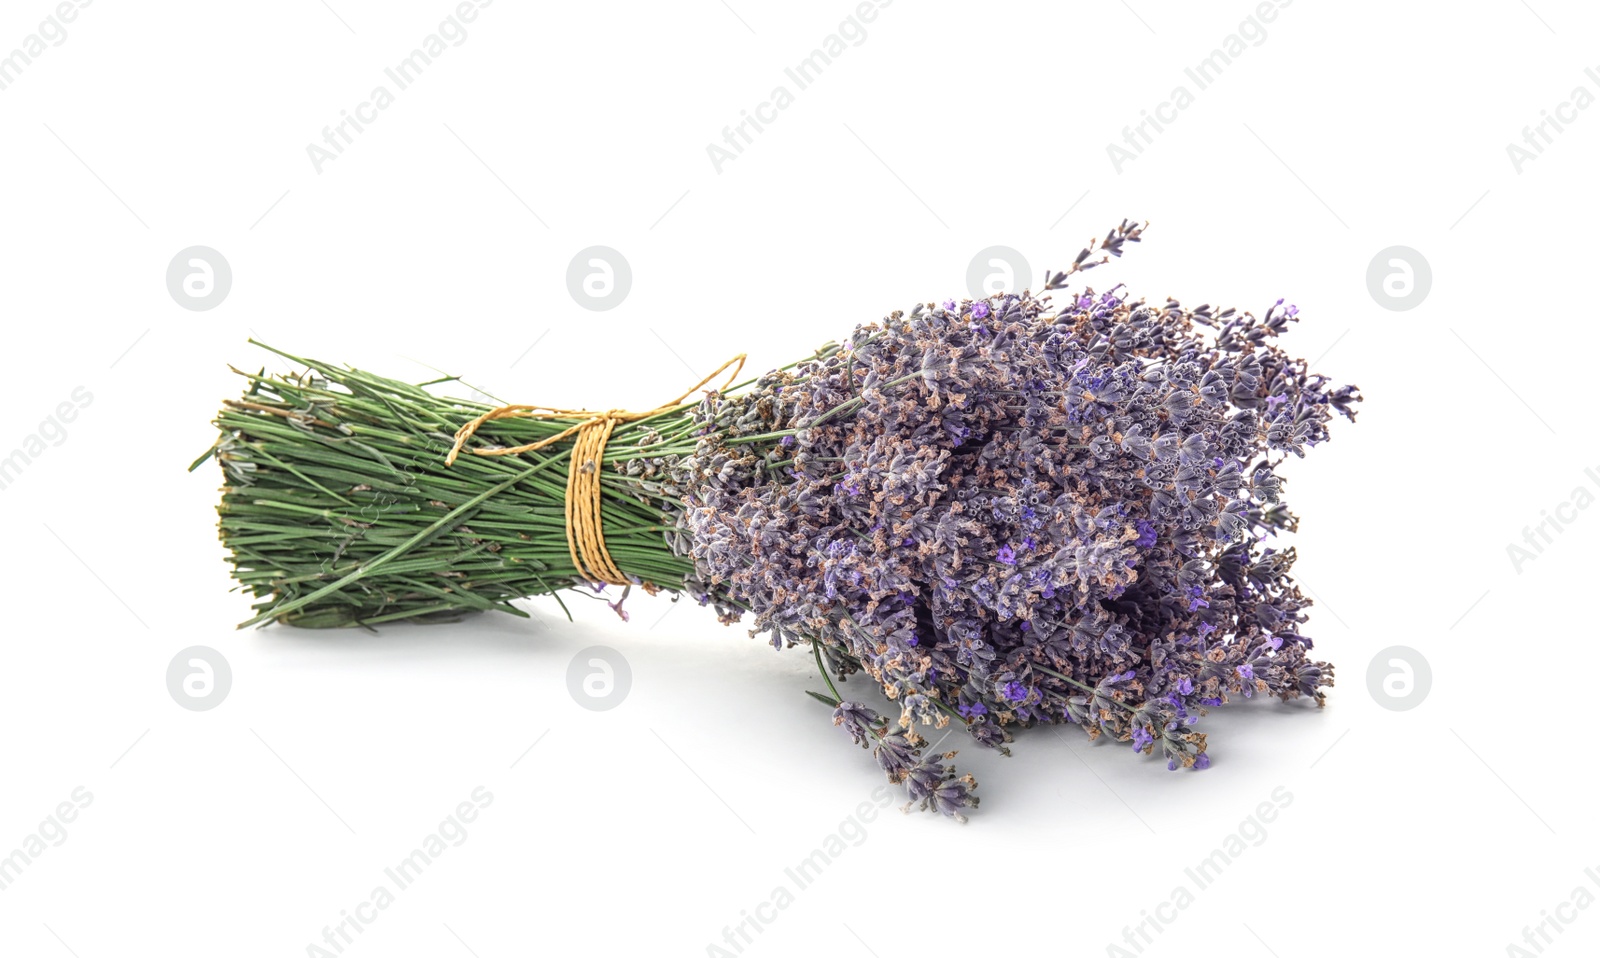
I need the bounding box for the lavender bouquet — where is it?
[198,222,1359,820]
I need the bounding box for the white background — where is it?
[2,1,1597,956]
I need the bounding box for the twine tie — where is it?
[444,355,746,586]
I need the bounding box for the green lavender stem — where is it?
[195,343,703,628]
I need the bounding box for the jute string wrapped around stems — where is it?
[444,355,746,586]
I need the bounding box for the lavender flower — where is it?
[644,220,1356,817]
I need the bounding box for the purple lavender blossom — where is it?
[653,220,1355,817]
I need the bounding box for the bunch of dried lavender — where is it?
[200,222,1358,820]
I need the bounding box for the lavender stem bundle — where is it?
[197,222,1359,820]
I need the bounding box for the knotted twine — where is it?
[443,355,746,586]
